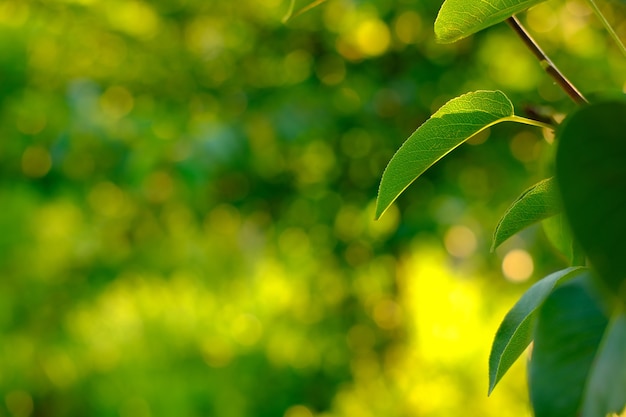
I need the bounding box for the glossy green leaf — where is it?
[434,0,547,43]
[488,266,584,395]
[492,177,560,251]
[556,101,626,293]
[529,273,609,417]
[375,90,515,219]
[582,313,626,417]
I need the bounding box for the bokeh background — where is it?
[1,0,625,416]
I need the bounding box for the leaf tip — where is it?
[433,23,458,44]
[489,241,497,253]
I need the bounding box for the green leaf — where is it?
[492,177,561,251]
[488,266,585,395]
[529,273,609,417]
[434,0,547,43]
[582,313,626,417]
[375,90,516,219]
[556,101,626,294]
[542,214,585,265]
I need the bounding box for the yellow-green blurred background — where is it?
[1,0,625,416]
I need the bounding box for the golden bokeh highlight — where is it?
[100,86,134,119]
[231,314,263,346]
[478,34,541,91]
[42,350,78,389]
[353,18,390,56]
[373,298,402,329]
[510,132,542,163]
[394,11,423,44]
[339,17,391,59]
[21,146,52,178]
[283,50,313,85]
[5,390,34,417]
[201,338,234,368]
[285,405,315,417]
[502,249,534,282]
[526,3,559,33]
[444,225,478,258]
[143,171,175,203]
[16,113,47,135]
[106,1,159,39]
[88,181,130,218]
[332,87,361,113]
[315,54,346,85]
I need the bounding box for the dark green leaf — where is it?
[492,177,560,251]
[529,273,609,417]
[556,101,626,293]
[582,313,626,417]
[488,266,585,394]
[434,0,547,43]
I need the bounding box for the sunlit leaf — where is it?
[376,90,515,219]
[582,313,626,417]
[492,177,560,251]
[375,90,551,219]
[556,101,626,293]
[434,0,547,43]
[529,273,609,417]
[488,266,585,395]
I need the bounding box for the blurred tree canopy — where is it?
[0,0,624,416]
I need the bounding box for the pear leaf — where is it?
[556,101,626,293]
[582,313,626,417]
[492,177,561,251]
[488,266,585,394]
[529,273,609,417]
[376,90,515,219]
[435,0,547,43]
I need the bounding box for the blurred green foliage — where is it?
[0,0,624,416]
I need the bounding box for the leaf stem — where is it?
[282,0,296,23]
[283,0,328,23]
[506,16,588,105]
[506,115,554,130]
[584,0,626,57]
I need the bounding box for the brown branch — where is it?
[506,16,588,105]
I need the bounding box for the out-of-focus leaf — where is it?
[529,273,609,417]
[376,90,515,219]
[488,266,585,394]
[434,0,547,43]
[492,177,560,251]
[542,214,585,265]
[556,101,626,293]
[283,0,327,22]
[582,313,626,417]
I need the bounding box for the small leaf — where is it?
[488,266,585,394]
[529,273,609,417]
[434,0,547,43]
[582,313,626,417]
[556,101,626,293]
[492,178,561,251]
[375,90,515,219]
